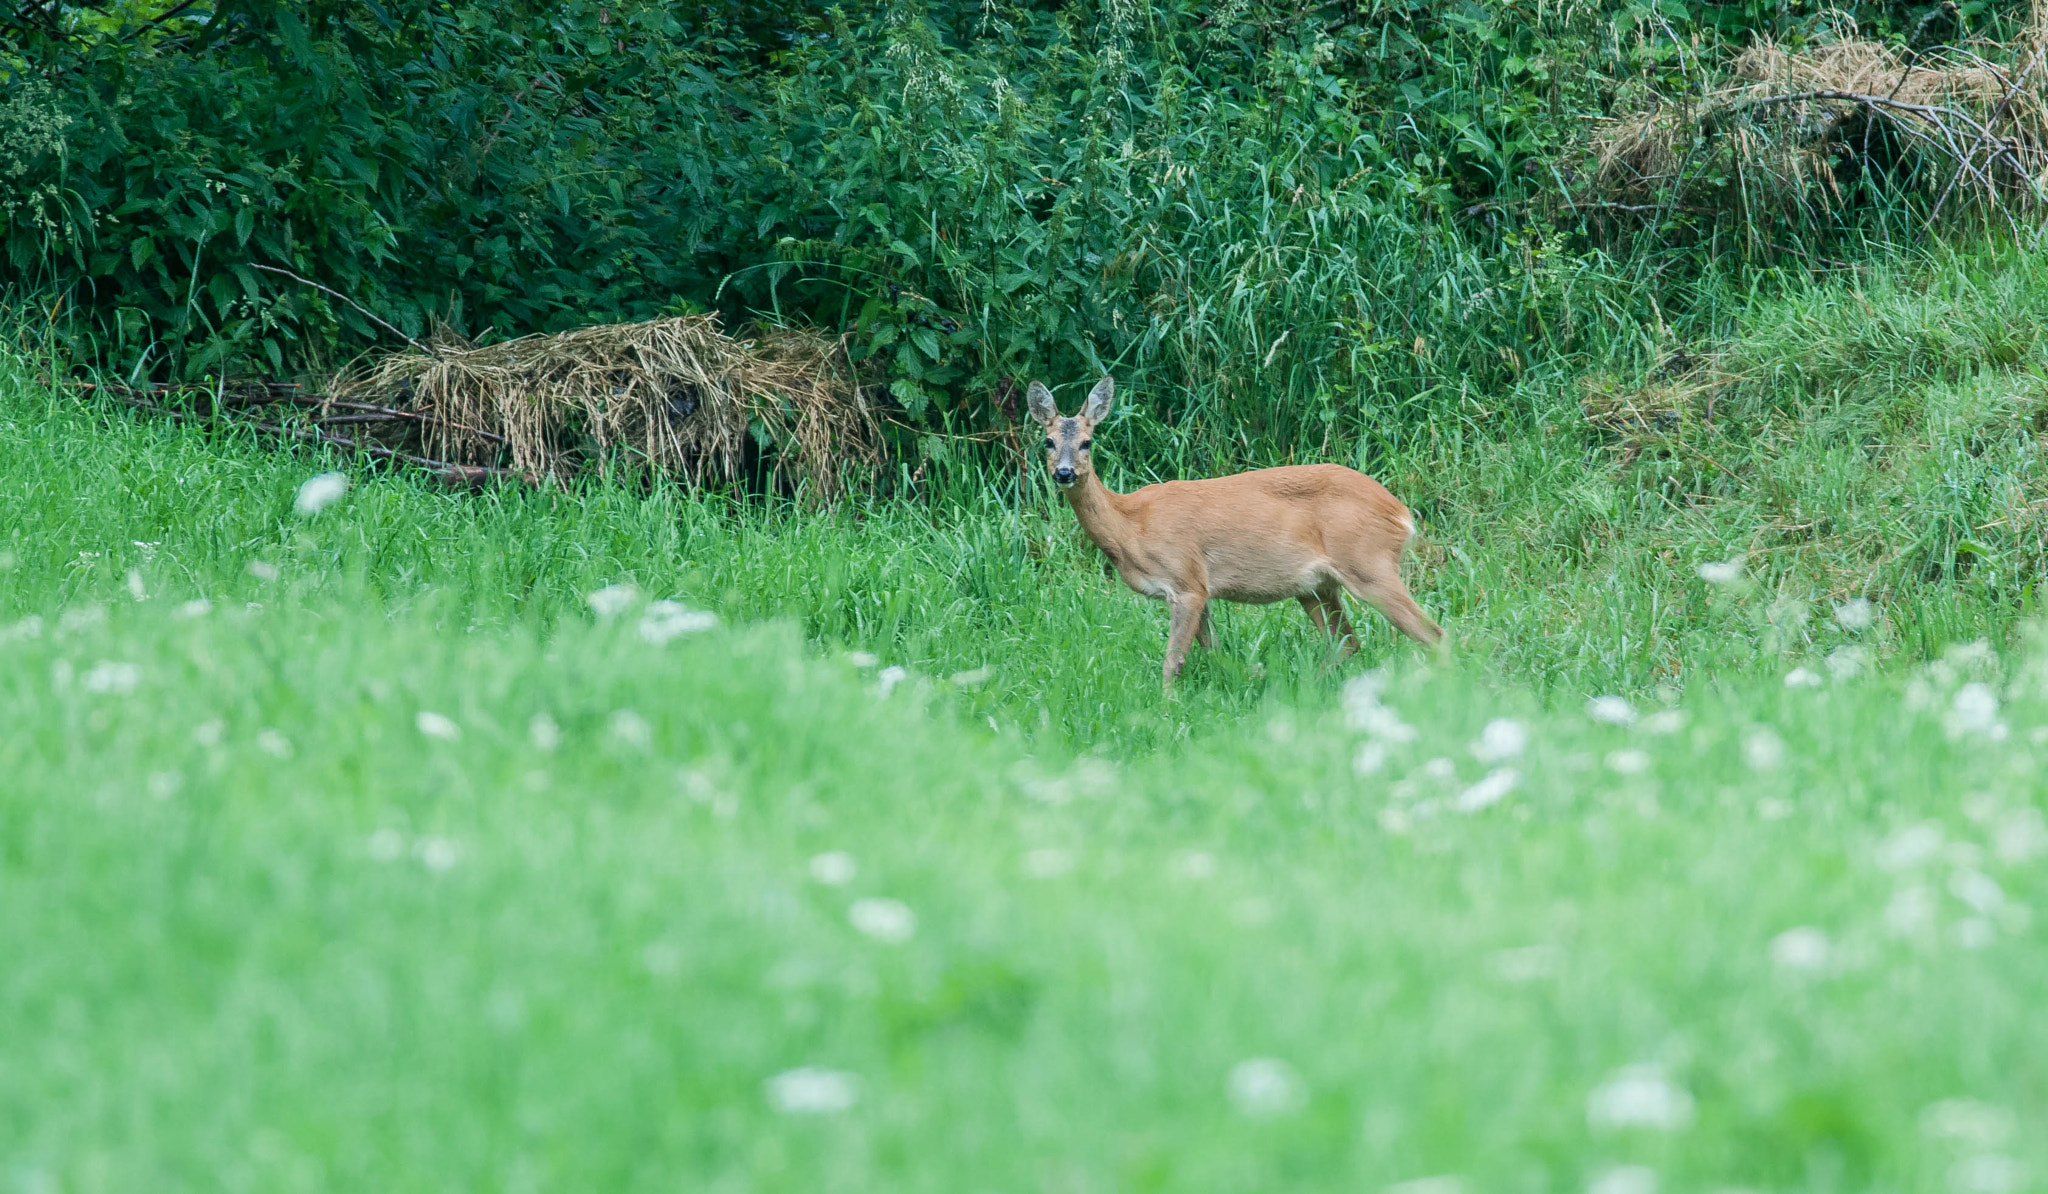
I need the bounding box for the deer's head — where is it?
[1026,376,1115,489]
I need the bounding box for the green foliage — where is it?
[6,0,2022,470]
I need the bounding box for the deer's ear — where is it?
[1025,381,1058,425]
[1083,375,1115,422]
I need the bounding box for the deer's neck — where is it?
[1064,472,1136,565]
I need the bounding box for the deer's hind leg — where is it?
[1335,560,1444,647]
[1299,586,1360,664]
[1197,605,1217,650]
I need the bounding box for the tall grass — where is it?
[6,395,2048,1189]
[11,243,2048,750]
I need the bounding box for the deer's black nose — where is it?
[1053,467,1075,485]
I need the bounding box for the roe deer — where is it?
[1029,375,1444,687]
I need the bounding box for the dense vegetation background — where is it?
[7,0,2033,469]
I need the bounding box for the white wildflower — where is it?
[126,568,147,601]
[1471,718,1526,762]
[1639,709,1687,735]
[1921,1099,2016,1147]
[608,709,652,749]
[875,665,908,698]
[528,712,561,752]
[586,583,641,618]
[1356,703,1417,742]
[58,604,106,634]
[367,828,406,861]
[1587,1064,1695,1131]
[1743,729,1784,770]
[1834,597,1875,632]
[1173,850,1217,880]
[1826,646,1869,681]
[1488,944,1563,982]
[1954,917,1996,949]
[173,598,212,619]
[1587,695,1636,726]
[1697,558,1745,585]
[1949,1155,2026,1194]
[293,472,349,517]
[245,560,280,582]
[1947,683,2004,740]
[1,615,43,643]
[1950,869,2006,916]
[1454,767,1520,813]
[807,851,857,886]
[415,836,460,871]
[1421,756,1456,780]
[1876,823,1945,870]
[80,661,139,695]
[1353,741,1388,775]
[848,897,915,943]
[192,718,225,746]
[1784,667,1822,689]
[640,940,682,976]
[639,600,717,643]
[1587,1167,1658,1194]
[1606,749,1651,775]
[415,711,461,741]
[846,650,879,668]
[1769,926,1830,972]
[1227,1057,1306,1117]
[1022,847,1075,878]
[1884,885,1937,937]
[949,665,992,686]
[766,1067,859,1114]
[1341,670,1388,725]
[1992,807,2048,863]
[255,728,292,758]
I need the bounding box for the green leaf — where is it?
[890,376,930,417]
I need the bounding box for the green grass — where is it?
[6,246,2048,1189]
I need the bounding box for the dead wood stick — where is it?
[1930,45,2047,223]
[103,387,523,484]
[249,264,434,356]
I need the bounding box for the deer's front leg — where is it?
[1162,592,1208,688]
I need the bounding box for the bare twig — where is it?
[102,386,523,484]
[249,264,434,356]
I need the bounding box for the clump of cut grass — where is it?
[335,316,880,500]
[1580,22,2048,238]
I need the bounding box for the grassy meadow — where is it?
[6,245,2048,1190]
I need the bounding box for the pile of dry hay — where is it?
[331,315,879,500]
[1579,24,2048,234]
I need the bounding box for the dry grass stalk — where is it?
[332,315,879,501]
[1579,25,2048,228]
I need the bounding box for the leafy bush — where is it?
[4,0,2010,469]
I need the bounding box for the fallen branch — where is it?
[87,382,527,486]
[249,264,434,356]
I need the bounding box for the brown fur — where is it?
[1028,376,1444,687]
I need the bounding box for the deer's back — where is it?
[1127,464,1409,540]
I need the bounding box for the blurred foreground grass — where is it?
[7,246,2048,1188]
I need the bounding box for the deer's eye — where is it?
[1043,437,1055,449]
[1080,439,1092,450]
